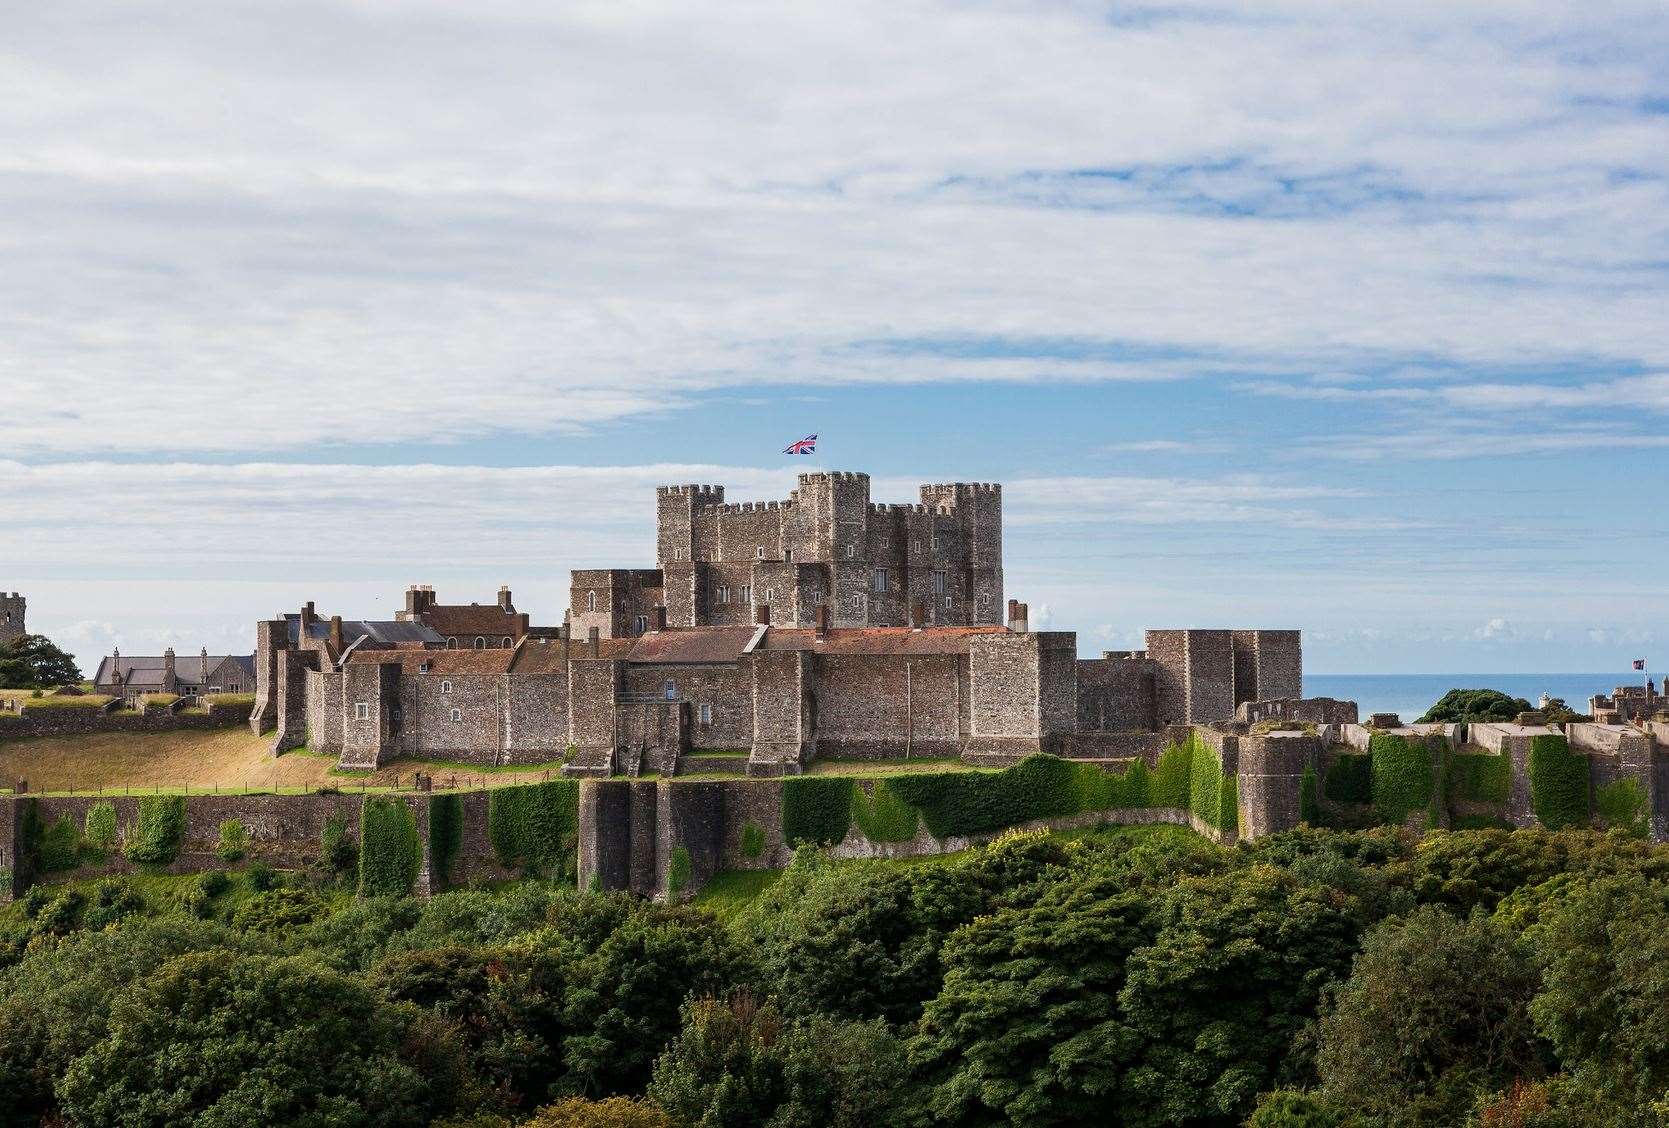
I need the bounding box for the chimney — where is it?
[329,615,344,652]
[498,585,514,611]
[755,603,770,626]
[163,647,176,688]
[910,599,926,630]
[517,612,530,635]
[651,605,668,632]
[299,602,315,632]
[588,626,600,658]
[815,603,831,640]
[200,646,209,684]
[1008,602,1029,633]
[405,585,421,614]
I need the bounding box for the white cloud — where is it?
[0,2,1665,454]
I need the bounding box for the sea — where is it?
[1305,674,1644,722]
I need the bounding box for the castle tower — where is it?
[0,592,25,646]
[919,483,1003,625]
[656,484,725,566]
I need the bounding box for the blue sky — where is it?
[1,1,1666,675]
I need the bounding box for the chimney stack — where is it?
[300,602,315,632]
[1007,601,1029,633]
[651,605,668,632]
[815,603,831,639]
[405,585,421,614]
[755,603,771,626]
[200,646,209,684]
[498,585,513,611]
[329,615,344,652]
[163,647,176,688]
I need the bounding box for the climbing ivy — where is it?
[1447,751,1511,804]
[1299,767,1319,825]
[666,846,692,896]
[1323,755,1372,804]
[1187,736,1239,835]
[1528,734,1589,831]
[358,796,420,897]
[35,815,82,873]
[1368,733,1434,826]
[83,801,117,855]
[215,818,248,863]
[781,777,856,845]
[428,794,464,882]
[849,779,921,843]
[123,796,185,865]
[1595,778,1648,838]
[487,780,579,878]
[739,821,766,859]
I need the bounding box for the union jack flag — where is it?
[1634,659,1648,670]
[783,433,817,455]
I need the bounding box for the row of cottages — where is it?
[94,647,255,703]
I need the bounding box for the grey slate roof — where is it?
[94,653,256,688]
[284,616,443,647]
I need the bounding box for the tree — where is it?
[1418,688,1534,724]
[1315,907,1543,1124]
[55,950,466,1127]
[0,634,81,689]
[523,1097,673,1127]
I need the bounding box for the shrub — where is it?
[123,795,185,864]
[523,1097,672,1128]
[487,781,578,878]
[246,860,277,891]
[233,887,326,931]
[35,815,83,872]
[1595,778,1647,838]
[739,821,766,859]
[83,800,118,854]
[848,779,920,842]
[428,794,463,882]
[887,755,1079,839]
[360,797,421,898]
[781,777,854,845]
[198,869,231,898]
[1369,734,1433,825]
[1448,751,1511,804]
[1418,688,1533,724]
[1247,1091,1342,1127]
[1528,734,1588,830]
[215,818,248,863]
[1323,755,1372,803]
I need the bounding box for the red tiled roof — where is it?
[623,625,759,665]
[760,626,1006,656]
[418,604,524,638]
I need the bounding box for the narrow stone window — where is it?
[354,702,370,720]
[717,584,730,604]
[699,703,712,725]
[440,680,452,694]
[739,584,751,604]
[474,636,485,650]
[450,708,462,722]
[932,570,946,595]
[756,546,766,559]
[447,637,457,649]
[502,636,512,647]
[587,591,598,612]
[872,568,888,593]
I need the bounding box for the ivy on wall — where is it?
[1149,744,1193,809]
[1368,734,1434,826]
[1186,736,1239,835]
[487,780,579,879]
[320,816,356,878]
[781,778,856,845]
[1447,752,1511,805]
[83,801,117,856]
[428,794,464,882]
[739,821,765,859]
[1299,767,1319,825]
[1528,734,1589,831]
[124,796,186,865]
[849,779,921,843]
[358,796,420,897]
[666,846,692,896]
[1595,778,1648,839]
[1323,755,1372,804]
[215,818,248,863]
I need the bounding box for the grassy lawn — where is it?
[804,756,986,776]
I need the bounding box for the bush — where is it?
[123,795,185,864]
[320,815,356,878]
[739,821,765,859]
[781,777,854,845]
[1369,733,1434,825]
[523,1098,672,1128]
[887,755,1079,839]
[486,781,578,878]
[215,818,248,863]
[198,869,231,898]
[1323,754,1372,803]
[1419,688,1534,724]
[1247,1091,1343,1127]
[849,779,920,842]
[83,800,118,854]
[246,860,277,891]
[360,797,421,897]
[35,815,83,872]
[1528,734,1589,830]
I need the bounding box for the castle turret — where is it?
[657,484,725,565]
[0,592,25,646]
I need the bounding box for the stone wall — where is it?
[1077,654,1158,732]
[810,653,965,759]
[0,699,255,742]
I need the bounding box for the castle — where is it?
[251,471,1331,775]
[0,593,24,647]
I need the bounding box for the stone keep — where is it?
[0,592,24,647]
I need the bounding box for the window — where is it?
[450,708,462,723]
[503,636,513,647]
[447,637,457,649]
[931,533,940,550]
[784,549,792,562]
[872,568,888,593]
[354,702,370,721]
[419,662,431,674]
[845,545,857,559]
[587,591,598,612]
[228,683,240,693]
[756,546,766,559]
[474,636,485,650]
[440,680,452,694]
[811,590,824,604]
[634,614,648,635]
[763,587,776,603]
[944,595,953,609]
[739,584,751,604]
[716,584,730,604]
[699,703,712,725]
[664,679,678,701]
[932,570,946,595]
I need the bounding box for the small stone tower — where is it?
[0,592,25,646]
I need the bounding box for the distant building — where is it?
[0,592,23,647]
[95,646,255,702]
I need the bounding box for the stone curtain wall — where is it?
[0,699,255,741]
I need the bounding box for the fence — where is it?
[0,769,566,799]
